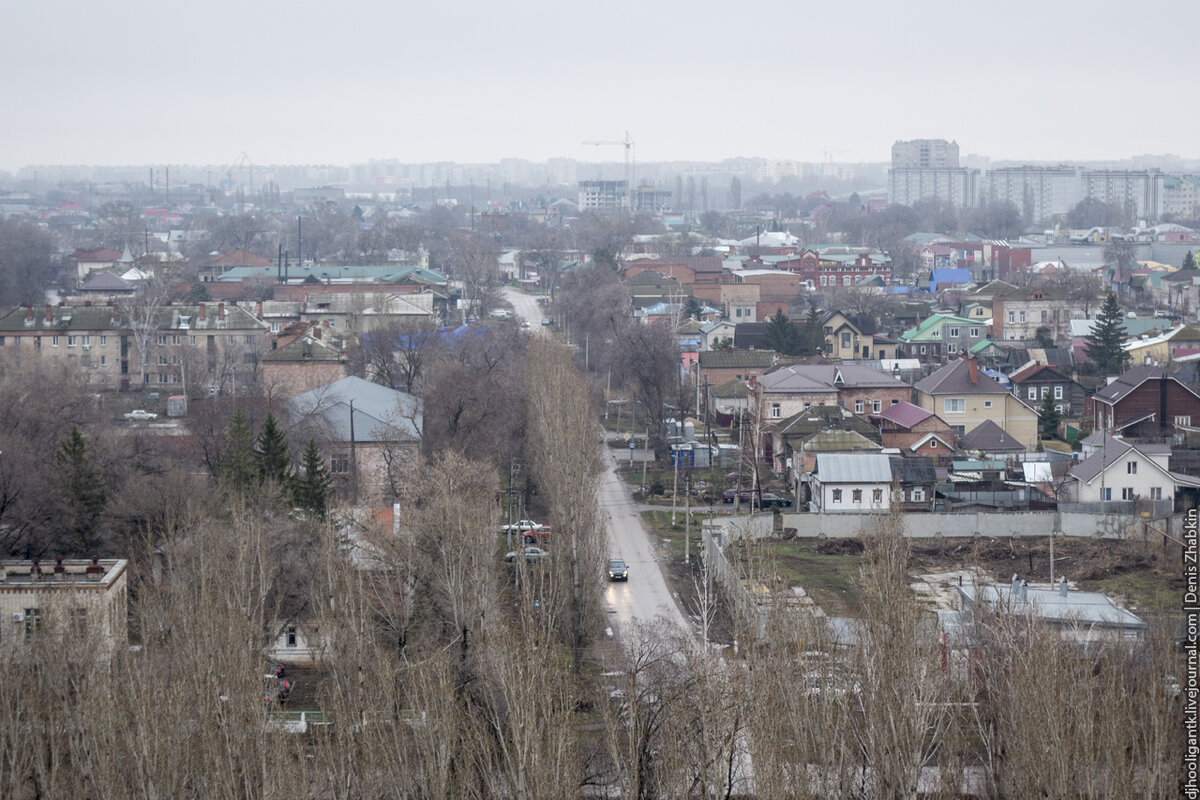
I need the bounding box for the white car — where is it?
[124,409,158,421]
[501,519,543,533]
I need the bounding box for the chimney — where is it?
[85,555,104,578]
[53,555,65,576]
[218,302,225,321]
[256,301,263,320]
[24,305,33,323]
[31,558,41,580]
[1011,573,1020,598]
[1020,579,1029,601]
[198,303,206,321]
[1058,576,1068,598]
[968,357,978,385]
[312,325,322,340]
[44,305,52,323]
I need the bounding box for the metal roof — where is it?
[960,583,1146,630]
[286,376,422,443]
[814,453,892,483]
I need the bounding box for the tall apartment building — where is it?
[892,139,960,169]
[888,166,980,209]
[578,180,628,211]
[984,166,1166,223]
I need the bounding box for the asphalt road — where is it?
[502,286,689,641]
[599,442,690,638]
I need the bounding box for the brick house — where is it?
[696,349,778,390]
[869,400,956,453]
[753,363,911,423]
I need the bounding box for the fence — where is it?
[780,510,1186,541]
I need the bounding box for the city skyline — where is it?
[2,0,1197,172]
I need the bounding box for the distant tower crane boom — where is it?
[581,132,634,210]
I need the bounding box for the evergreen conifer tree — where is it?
[255,413,292,485]
[1038,393,1061,439]
[1084,292,1131,376]
[1184,251,1196,271]
[56,426,107,552]
[761,310,802,356]
[220,409,258,489]
[802,302,824,356]
[292,439,333,518]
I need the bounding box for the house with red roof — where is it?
[869,401,956,459]
[1008,361,1086,417]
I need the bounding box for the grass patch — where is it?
[721,539,865,617]
[1083,570,1184,613]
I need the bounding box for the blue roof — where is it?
[929,268,972,293]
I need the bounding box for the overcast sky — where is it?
[2,0,1196,170]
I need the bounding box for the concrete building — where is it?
[0,557,128,653]
[888,167,980,210]
[891,139,960,169]
[578,180,628,211]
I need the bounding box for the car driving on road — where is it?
[607,558,629,581]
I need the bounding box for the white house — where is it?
[808,453,893,513]
[699,319,736,350]
[1065,436,1200,509]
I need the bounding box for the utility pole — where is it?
[685,472,691,565]
[641,421,649,496]
[349,399,358,503]
[507,457,517,550]
[672,445,679,524]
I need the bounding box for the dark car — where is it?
[759,493,793,508]
[722,489,754,504]
[607,558,629,581]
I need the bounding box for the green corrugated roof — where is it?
[898,313,974,343]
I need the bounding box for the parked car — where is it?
[524,527,552,545]
[607,558,629,581]
[722,489,754,504]
[124,409,158,421]
[541,317,553,326]
[502,519,543,532]
[505,546,549,563]
[759,493,793,508]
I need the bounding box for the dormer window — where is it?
[179,315,191,330]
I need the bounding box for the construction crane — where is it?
[581,132,634,210]
[221,151,255,194]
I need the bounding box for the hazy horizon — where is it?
[3,0,1197,172]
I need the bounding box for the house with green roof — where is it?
[896,313,984,364]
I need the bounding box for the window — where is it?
[1121,487,1135,500]
[1041,310,1048,322]
[1102,488,1112,501]
[1019,311,1026,323]
[51,336,59,347]
[1054,385,1063,400]
[99,336,107,346]
[171,335,181,345]
[156,335,167,345]
[189,335,197,345]
[852,488,863,503]
[1041,386,1049,398]
[912,487,925,502]
[1150,487,1163,500]
[920,345,927,354]
[947,343,957,354]
[1008,312,1015,323]
[843,276,851,286]
[969,327,979,338]
[824,326,833,335]
[944,398,965,414]
[100,356,107,366]
[158,355,168,365]
[24,608,40,642]
[67,336,77,347]
[1175,416,1192,427]
[227,335,235,343]
[287,626,297,647]
[872,400,881,413]
[872,488,883,503]
[948,327,960,338]
[1127,461,1137,475]
[841,332,851,349]
[984,400,992,408]
[820,276,828,287]
[854,400,864,413]
[81,335,90,347]
[244,335,254,345]
[1028,386,1037,400]
[770,403,781,419]
[331,455,349,474]
[172,355,181,365]
[831,488,842,503]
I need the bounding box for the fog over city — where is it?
[2,0,1197,169]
